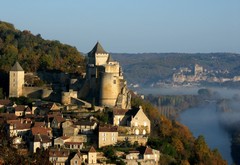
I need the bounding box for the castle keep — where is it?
[86,42,131,109]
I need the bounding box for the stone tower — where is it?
[86,42,131,109]
[9,61,24,98]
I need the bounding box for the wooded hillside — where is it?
[0,21,85,74]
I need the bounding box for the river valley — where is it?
[135,86,239,164]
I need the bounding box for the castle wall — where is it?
[61,90,78,105]
[22,87,53,99]
[99,73,120,107]
[95,53,109,66]
[9,71,24,97]
[105,63,120,75]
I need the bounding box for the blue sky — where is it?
[0,0,240,53]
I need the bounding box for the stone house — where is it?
[7,119,31,138]
[113,106,151,135]
[29,126,53,153]
[124,146,160,165]
[129,106,150,135]
[88,146,97,164]
[62,120,79,136]
[74,120,97,134]
[49,149,70,165]
[98,125,118,148]
[14,105,30,117]
[63,125,79,136]
[70,151,82,165]
[112,109,129,126]
[54,135,87,150]
[31,134,52,153]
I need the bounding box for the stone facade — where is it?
[98,125,118,148]
[113,106,151,135]
[9,62,25,97]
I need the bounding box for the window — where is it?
[75,160,78,165]
[144,121,147,126]
[113,80,116,84]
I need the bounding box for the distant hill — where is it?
[112,52,240,85]
[0,21,85,74]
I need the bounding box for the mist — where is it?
[138,86,240,165]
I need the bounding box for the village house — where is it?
[69,151,82,165]
[88,146,97,164]
[62,120,79,136]
[14,105,31,117]
[74,120,97,134]
[31,134,52,153]
[54,135,87,150]
[124,146,160,165]
[30,126,53,153]
[49,148,70,165]
[7,119,31,138]
[113,106,151,135]
[98,125,118,148]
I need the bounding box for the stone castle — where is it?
[9,42,131,109]
[85,42,131,109]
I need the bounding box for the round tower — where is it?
[99,72,120,107]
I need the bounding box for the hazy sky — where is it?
[0,0,240,53]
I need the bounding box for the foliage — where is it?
[102,146,124,165]
[131,94,227,165]
[0,21,85,74]
[9,96,32,105]
[95,108,111,124]
[0,88,3,99]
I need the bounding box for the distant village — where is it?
[152,64,240,87]
[0,43,160,165]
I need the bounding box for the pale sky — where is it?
[0,0,240,53]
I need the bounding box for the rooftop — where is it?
[88,42,108,56]
[99,125,118,132]
[10,61,24,71]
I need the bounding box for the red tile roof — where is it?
[31,127,51,136]
[0,99,11,106]
[113,109,128,115]
[89,146,96,153]
[15,123,31,130]
[0,113,18,120]
[49,149,70,157]
[65,141,83,145]
[34,134,51,143]
[99,125,118,132]
[34,122,45,127]
[144,146,153,155]
[15,105,26,111]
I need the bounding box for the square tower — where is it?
[9,61,24,97]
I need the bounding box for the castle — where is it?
[85,42,131,109]
[9,42,131,109]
